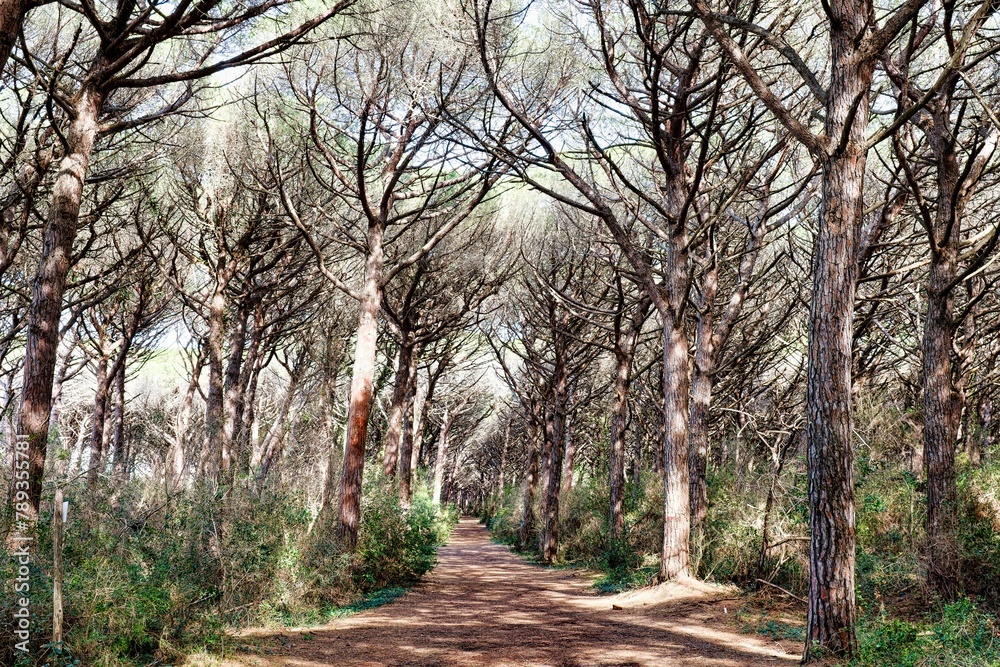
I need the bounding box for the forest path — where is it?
[226,518,801,667]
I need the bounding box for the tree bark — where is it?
[87,351,109,487]
[383,338,413,478]
[336,221,385,549]
[0,0,27,80]
[803,37,873,655]
[922,126,961,601]
[432,407,454,506]
[518,400,542,550]
[202,286,226,482]
[660,313,692,580]
[220,305,248,481]
[398,348,419,503]
[609,296,647,546]
[16,85,103,519]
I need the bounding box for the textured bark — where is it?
[336,221,385,549]
[398,349,419,502]
[16,86,103,518]
[922,125,961,601]
[660,314,691,580]
[432,407,453,506]
[383,339,413,478]
[220,306,248,481]
[202,287,226,481]
[803,32,872,654]
[541,381,566,563]
[609,296,648,545]
[518,400,542,549]
[0,0,26,79]
[110,364,126,476]
[87,352,109,487]
[688,270,716,547]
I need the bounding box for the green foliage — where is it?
[853,599,1000,667]
[0,478,455,667]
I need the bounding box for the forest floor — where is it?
[222,518,805,667]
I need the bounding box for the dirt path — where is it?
[227,518,801,667]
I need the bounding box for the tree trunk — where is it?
[110,363,126,476]
[221,306,248,481]
[87,352,109,488]
[660,314,691,580]
[518,401,542,550]
[168,346,204,491]
[202,287,226,482]
[398,348,419,503]
[255,353,306,482]
[689,268,717,549]
[432,407,453,506]
[803,46,872,657]
[383,338,413,478]
[336,222,385,549]
[541,361,568,563]
[0,0,27,79]
[922,143,961,601]
[609,296,647,547]
[16,85,103,520]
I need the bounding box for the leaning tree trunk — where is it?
[16,85,103,520]
[336,221,385,549]
[518,403,542,550]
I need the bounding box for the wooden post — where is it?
[52,488,64,644]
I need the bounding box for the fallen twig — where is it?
[755,578,807,604]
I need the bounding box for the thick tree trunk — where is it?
[16,85,103,519]
[803,49,871,656]
[336,222,385,549]
[560,412,575,498]
[0,0,26,79]
[660,314,691,580]
[922,150,961,601]
[383,339,413,478]
[541,359,568,563]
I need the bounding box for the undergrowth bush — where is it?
[853,598,1000,667]
[0,477,457,667]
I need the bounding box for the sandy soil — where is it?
[223,518,802,667]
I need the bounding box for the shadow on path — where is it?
[226,518,800,667]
